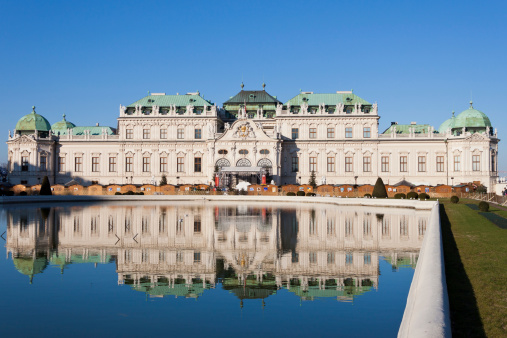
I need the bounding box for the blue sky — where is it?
[1,0,506,172]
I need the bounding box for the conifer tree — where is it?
[40,176,52,195]
[372,177,388,198]
[309,170,317,188]
[160,175,167,186]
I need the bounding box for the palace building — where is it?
[6,85,500,190]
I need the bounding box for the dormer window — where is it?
[346,108,352,114]
[364,108,370,114]
[328,108,335,114]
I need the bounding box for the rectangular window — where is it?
[21,156,29,171]
[309,128,317,139]
[363,127,371,138]
[40,155,47,171]
[327,157,335,172]
[436,156,444,172]
[58,156,65,172]
[109,157,117,172]
[194,252,201,263]
[363,156,371,172]
[345,127,352,138]
[292,128,299,139]
[177,128,184,139]
[92,157,100,172]
[142,157,150,172]
[75,157,83,172]
[160,157,168,172]
[177,157,184,172]
[194,128,202,139]
[454,155,461,171]
[418,156,426,172]
[194,157,202,172]
[381,156,389,172]
[125,157,133,172]
[345,157,353,172]
[291,157,299,172]
[126,129,133,139]
[327,127,335,138]
[143,129,150,139]
[400,156,408,172]
[472,155,480,171]
[309,157,317,172]
[160,128,167,139]
[194,215,201,233]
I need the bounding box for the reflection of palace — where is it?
[5,202,429,302]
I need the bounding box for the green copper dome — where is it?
[51,114,76,131]
[438,112,456,133]
[15,106,51,132]
[453,101,491,129]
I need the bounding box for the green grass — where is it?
[441,199,507,337]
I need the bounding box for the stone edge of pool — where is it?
[0,195,450,337]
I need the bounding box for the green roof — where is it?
[15,106,52,132]
[71,126,115,135]
[127,93,212,108]
[438,113,456,133]
[453,102,491,129]
[51,114,76,132]
[285,92,371,106]
[383,124,433,134]
[224,90,281,105]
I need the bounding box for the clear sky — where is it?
[1,0,506,172]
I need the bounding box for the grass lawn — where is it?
[441,199,507,337]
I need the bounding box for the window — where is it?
[345,157,353,172]
[472,155,480,171]
[21,156,29,171]
[195,128,202,139]
[126,129,133,139]
[239,149,249,155]
[177,157,184,172]
[194,215,201,233]
[218,149,228,155]
[363,156,371,172]
[346,107,352,114]
[491,153,496,172]
[177,128,184,139]
[309,157,317,172]
[160,128,167,139]
[454,155,461,171]
[381,156,389,172]
[345,127,352,138]
[327,127,335,138]
[327,157,335,172]
[260,149,270,155]
[194,252,201,263]
[143,129,150,139]
[75,157,83,172]
[125,157,133,172]
[40,155,47,171]
[109,157,117,172]
[58,156,65,172]
[418,156,426,172]
[292,157,299,172]
[143,157,150,172]
[92,157,100,172]
[363,127,371,138]
[400,156,408,172]
[309,128,317,139]
[292,128,299,139]
[436,156,444,172]
[160,157,167,172]
[194,157,202,172]
[327,252,335,264]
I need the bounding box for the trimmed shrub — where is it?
[296,191,305,196]
[478,201,489,212]
[450,195,459,204]
[394,193,406,199]
[372,177,388,198]
[306,192,316,196]
[115,192,122,195]
[407,192,418,199]
[286,192,296,196]
[19,191,27,196]
[40,176,52,195]
[160,175,167,186]
[125,190,135,195]
[364,193,372,198]
[419,192,430,200]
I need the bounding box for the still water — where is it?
[0,201,429,337]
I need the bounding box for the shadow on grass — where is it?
[440,204,486,337]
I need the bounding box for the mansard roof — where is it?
[285,92,371,106]
[127,93,212,108]
[224,90,282,105]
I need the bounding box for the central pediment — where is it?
[217,120,277,142]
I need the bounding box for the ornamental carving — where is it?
[233,122,255,139]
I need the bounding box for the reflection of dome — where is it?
[454,102,491,129]
[51,114,76,133]
[15,106,51,134]
[222,278,277,300]
[13,256,48,283]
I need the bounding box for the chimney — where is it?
[96,123,99,126]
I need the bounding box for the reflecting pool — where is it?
[0,202,429,337]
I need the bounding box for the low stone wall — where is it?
[398,202,451,338]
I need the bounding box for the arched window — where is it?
[216,158,231,168]
[239,149,249,155]
[260,149,270,155]
[236,158,251,167]
[257,158,272,168]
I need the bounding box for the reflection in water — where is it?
[5,202,428,303]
